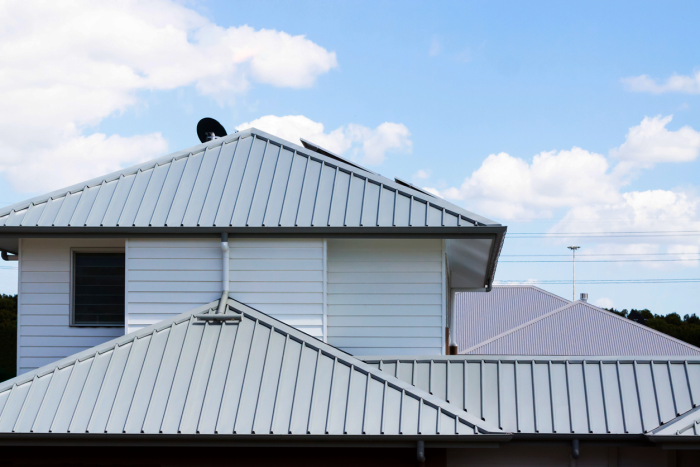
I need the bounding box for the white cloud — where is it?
[594,297,614,309]
[0,0,337,192]
[430,116,700,221]
[236,115,412,165]
[611,115,700,166]
[413,169,430,180]
[432,148,619,219]
[622,71,700,94]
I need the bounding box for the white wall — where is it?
[326,239,445,356]
[18,238,125,374]
[126,238,325,338]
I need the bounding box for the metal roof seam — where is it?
[259,144,283,227]
[244,140,269,227]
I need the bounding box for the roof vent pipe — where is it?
[580,293,588,302]
[217,233,229,314]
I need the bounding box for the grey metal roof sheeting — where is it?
[0,298,502,437]
[0,128,500,230]
[649,405,700,438]
[455,286,569,352]
[363,356,700,436]
[461,301,700,356]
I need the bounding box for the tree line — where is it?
[606,307,700,349]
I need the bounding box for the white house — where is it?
[0,127,505,374]
[0,126,698,466]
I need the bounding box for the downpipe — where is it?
[217,233,229,314]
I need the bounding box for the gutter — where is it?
[1,250,17,261]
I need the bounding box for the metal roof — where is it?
[363,356,700,436]
[0,297,503,437]
[460,301,700,356]
[648,405,700,438]
[0,128,500,230]
[455,286,569,352]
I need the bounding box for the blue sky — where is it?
[1,0,699,315]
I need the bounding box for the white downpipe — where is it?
[217,233,230,314]
[449,288,457,348]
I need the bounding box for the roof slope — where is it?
[0,128,500,230]
[363,356,700,435]
[0,297,502,437]
[455,286,569,351]
[461,301,700,356]
[648,405,700,438]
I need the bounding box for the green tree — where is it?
[606,307,700,348]
[0,294,17,383]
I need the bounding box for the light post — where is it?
[568,246,580,301]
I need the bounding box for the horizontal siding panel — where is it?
[328,294,441,305]
[20,260,70,272]
[328,272,442,284]
[230,248,322,259]
[327,283,441,294]
[17,326,122,337]
[21,272,70,283]
[343,348,442,356]
[21,336,117,347]
[129,270,221,282]
[21,294,69,305]
[329,337,442,347]
[328,250,440,262]
[126,238,325,337]
[128,247,220,259]
[327,239,445,356]
[327,327,442,337]
[21,283,69,294]
[20,305,69,315]
[327,316,442,327]
[229,259,322,271]
[229,293,322,304]
[328,305,442,316]
[328,262,442,273]
[329,239,442,250]
[19,346,89,358]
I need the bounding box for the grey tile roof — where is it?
[0,128,501,230]
[461,301,700,356]
[455,286,569,352]
[0,297,503,437]
[363,356,700,435]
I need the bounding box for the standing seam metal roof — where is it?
[461,301,700,356]
[0,298,503,437]
[455,286,570,351]
[363,356,700,436]
[0,128,500,229]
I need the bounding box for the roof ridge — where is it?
[490,284,570,303]
[0,296,504,436]
[0,128,500,226]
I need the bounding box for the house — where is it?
[455,285,700,356]
[0,127,698,465]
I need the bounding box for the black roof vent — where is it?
[197,118,227,143]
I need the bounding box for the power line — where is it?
[500,259,699,263]
[496,279,700,284]
[501,253,700,257]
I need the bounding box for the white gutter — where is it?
[217,233,229,314]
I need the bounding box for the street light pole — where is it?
[568,246,580,301]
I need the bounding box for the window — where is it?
[72,252,125,326]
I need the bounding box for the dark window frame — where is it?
[70,248,125,327]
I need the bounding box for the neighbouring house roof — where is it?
[363,356,700,436]
[459,300,700,356]
[455,285,570,351]
[0,297,504,438]
[0,128,505,289]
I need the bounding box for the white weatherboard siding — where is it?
[327,239,445,356]
[126,238,324,338]
[18,238,125,374]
